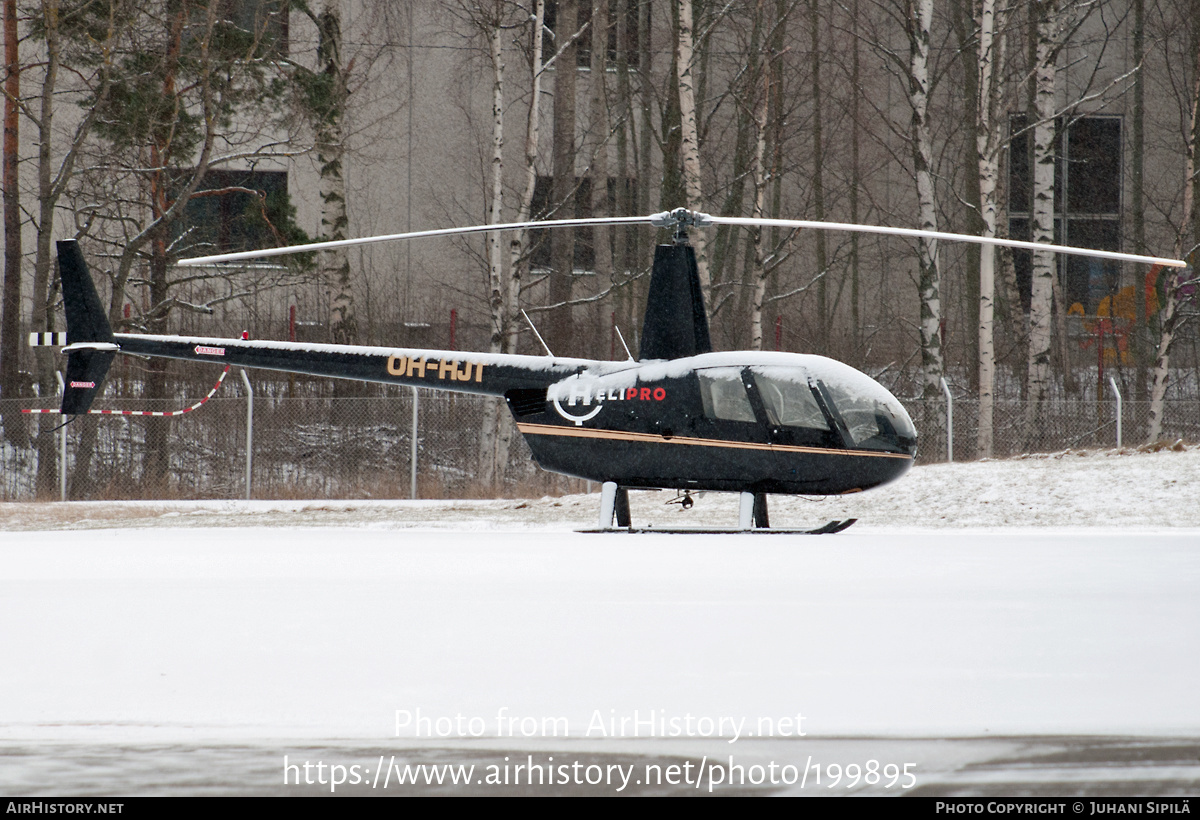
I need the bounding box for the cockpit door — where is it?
[744,368,847,449]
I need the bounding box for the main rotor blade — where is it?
[177,215,662,266]
[178,208,1188,269]
[709,216,1188,268]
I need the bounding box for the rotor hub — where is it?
[647,209,714,245]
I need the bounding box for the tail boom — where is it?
[113,333,594,398]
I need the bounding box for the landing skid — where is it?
[592,482,856,534]
[579,519,858,535]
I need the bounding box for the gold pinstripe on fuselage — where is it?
[515,422,913,460]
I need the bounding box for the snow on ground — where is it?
[1,447,1198,795]
[3,442,1199,531]
[3,525,1197,744]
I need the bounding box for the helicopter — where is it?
[39,208,1185,531]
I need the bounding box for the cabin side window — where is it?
[697,369,755,423]
[751,372,830,431]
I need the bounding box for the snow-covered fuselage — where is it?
[115,335,917,496]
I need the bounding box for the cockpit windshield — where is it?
[751,363,917,454]
[819,377,917,452]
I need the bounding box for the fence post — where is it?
[410,386,419,499]
[240,369,253,500]
[940,377,953,463]
[55,371,66,502]
[1108,376,1122,449]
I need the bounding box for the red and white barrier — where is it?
[22,366,232,416]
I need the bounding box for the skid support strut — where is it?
[739,492,770,529]
[599,482,632,528]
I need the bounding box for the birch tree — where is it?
[1022,0,1060,450]
[1147,15,1200,443]
[478,0,508,488]
[487,9,505,356]
[905,0,944,401]
[308,2,356,347]
[292,1,407,349]
[455,0,547,487]
[1130,0,1149,403]
[748,1,770,350]
[506,0,545,354]
[740,0,793,350]
[487,0,548,486]
[676,0,710,305]
[547,0,579,354]
[974,0,1011,458]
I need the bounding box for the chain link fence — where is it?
[2,375,1198,501]
[1,383,584,501]
[909,397,1199,463]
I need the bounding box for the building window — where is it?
[544,1,642,69]
[179,169,292,255]
[529,175,636,273]
[1008,114,1122,314]
[218,0,289,58]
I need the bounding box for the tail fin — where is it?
[57,240,117,414]
[637,243,712,360]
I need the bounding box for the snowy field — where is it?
[5,442,1200,532]
[1,446,1198,796]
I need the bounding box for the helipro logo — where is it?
[548,378,667,426]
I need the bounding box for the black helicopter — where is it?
[43,208,1184,531]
